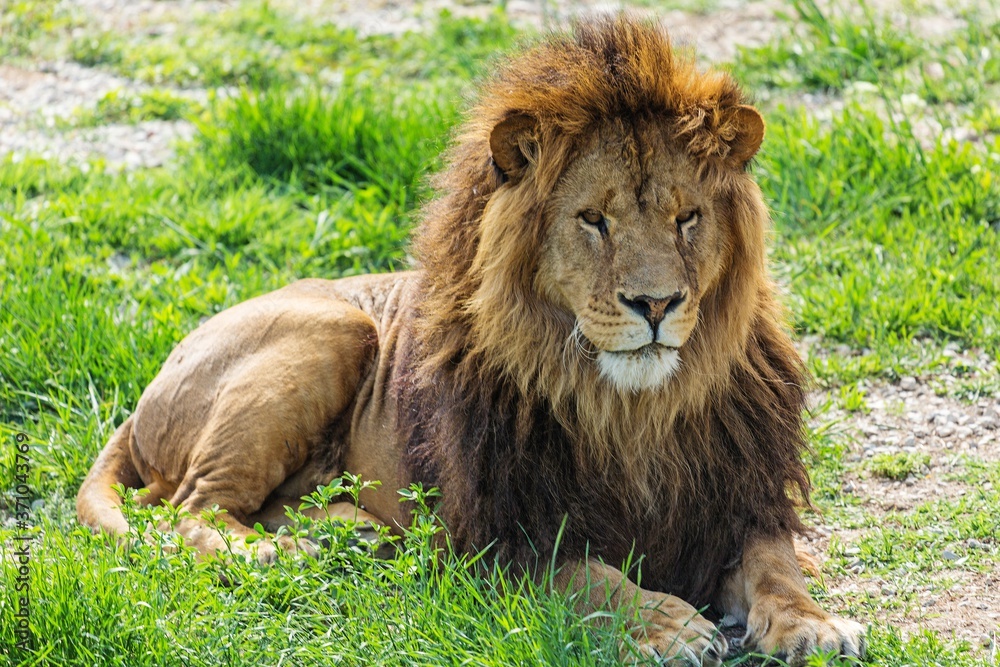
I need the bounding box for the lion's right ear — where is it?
[489,114,538,182]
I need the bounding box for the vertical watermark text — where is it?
[11,432,33,651]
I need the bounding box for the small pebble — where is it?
[942,549,959,561]
[924,61,946,80]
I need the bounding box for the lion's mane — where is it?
[399,14,810,605]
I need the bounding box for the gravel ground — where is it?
[2,0,998,651]
[0,60,196,169]
[804,377,1000,647]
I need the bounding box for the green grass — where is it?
[2,0,1000,665]
[196,81,458,202]
[761,106,1000,385]
[867,452,931,481]
[733,0,925,92]
[0,0,77,59]
[0,486,632,665]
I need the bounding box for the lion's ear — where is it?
[725,105,765,168]
[489,113,538,181]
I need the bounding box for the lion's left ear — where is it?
[724,105,765,168]
[489,113,538,182]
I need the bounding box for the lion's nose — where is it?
[618,290,686,332]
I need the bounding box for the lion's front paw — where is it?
[253,535,319,564]
[627,598,728,666]
[746,597,866,665]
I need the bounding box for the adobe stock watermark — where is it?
[11,431,33,651]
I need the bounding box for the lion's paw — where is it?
[254,536,319,564]
[745,598,866,666]
[637,624,727,666]
[627,600,727,666]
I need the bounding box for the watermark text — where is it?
[11,432,33,651]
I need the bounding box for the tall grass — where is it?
[762,106,1000,357]
[197,81,460,203]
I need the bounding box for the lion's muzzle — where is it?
[617,289,687,339]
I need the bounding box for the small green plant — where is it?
[299,472,381,520]
[397,482,444,569]
[837,382,870,413]
[868,452,930,481]
[70,89,203,127]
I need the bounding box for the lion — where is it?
[77,14,866,666]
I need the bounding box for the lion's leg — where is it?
[167,336,374,561]
[715,533,866,666]
[125,292,378,564]
[555,559,727,666]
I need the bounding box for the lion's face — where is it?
[536,122,730,392]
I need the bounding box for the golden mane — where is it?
[401,13,810,604]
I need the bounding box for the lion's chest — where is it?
[559,457,744,602]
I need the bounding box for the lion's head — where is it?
[404,14,808,599]
[415,12,777,406]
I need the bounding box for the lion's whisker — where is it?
[562,321,597,365]
[573,323,598,362]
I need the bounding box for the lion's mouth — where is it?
[596,344,682,391]
[606,343,678,357]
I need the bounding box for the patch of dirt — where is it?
[64,0,792,59]
[0,62,130,122]
[798,367,1000,649]
[0,61,196,169]
[64,0,230,35]
[281,0,792,62]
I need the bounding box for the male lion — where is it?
[78,14,865,666]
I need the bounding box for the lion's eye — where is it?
[676,210,698,225]
[579,209,608,236]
